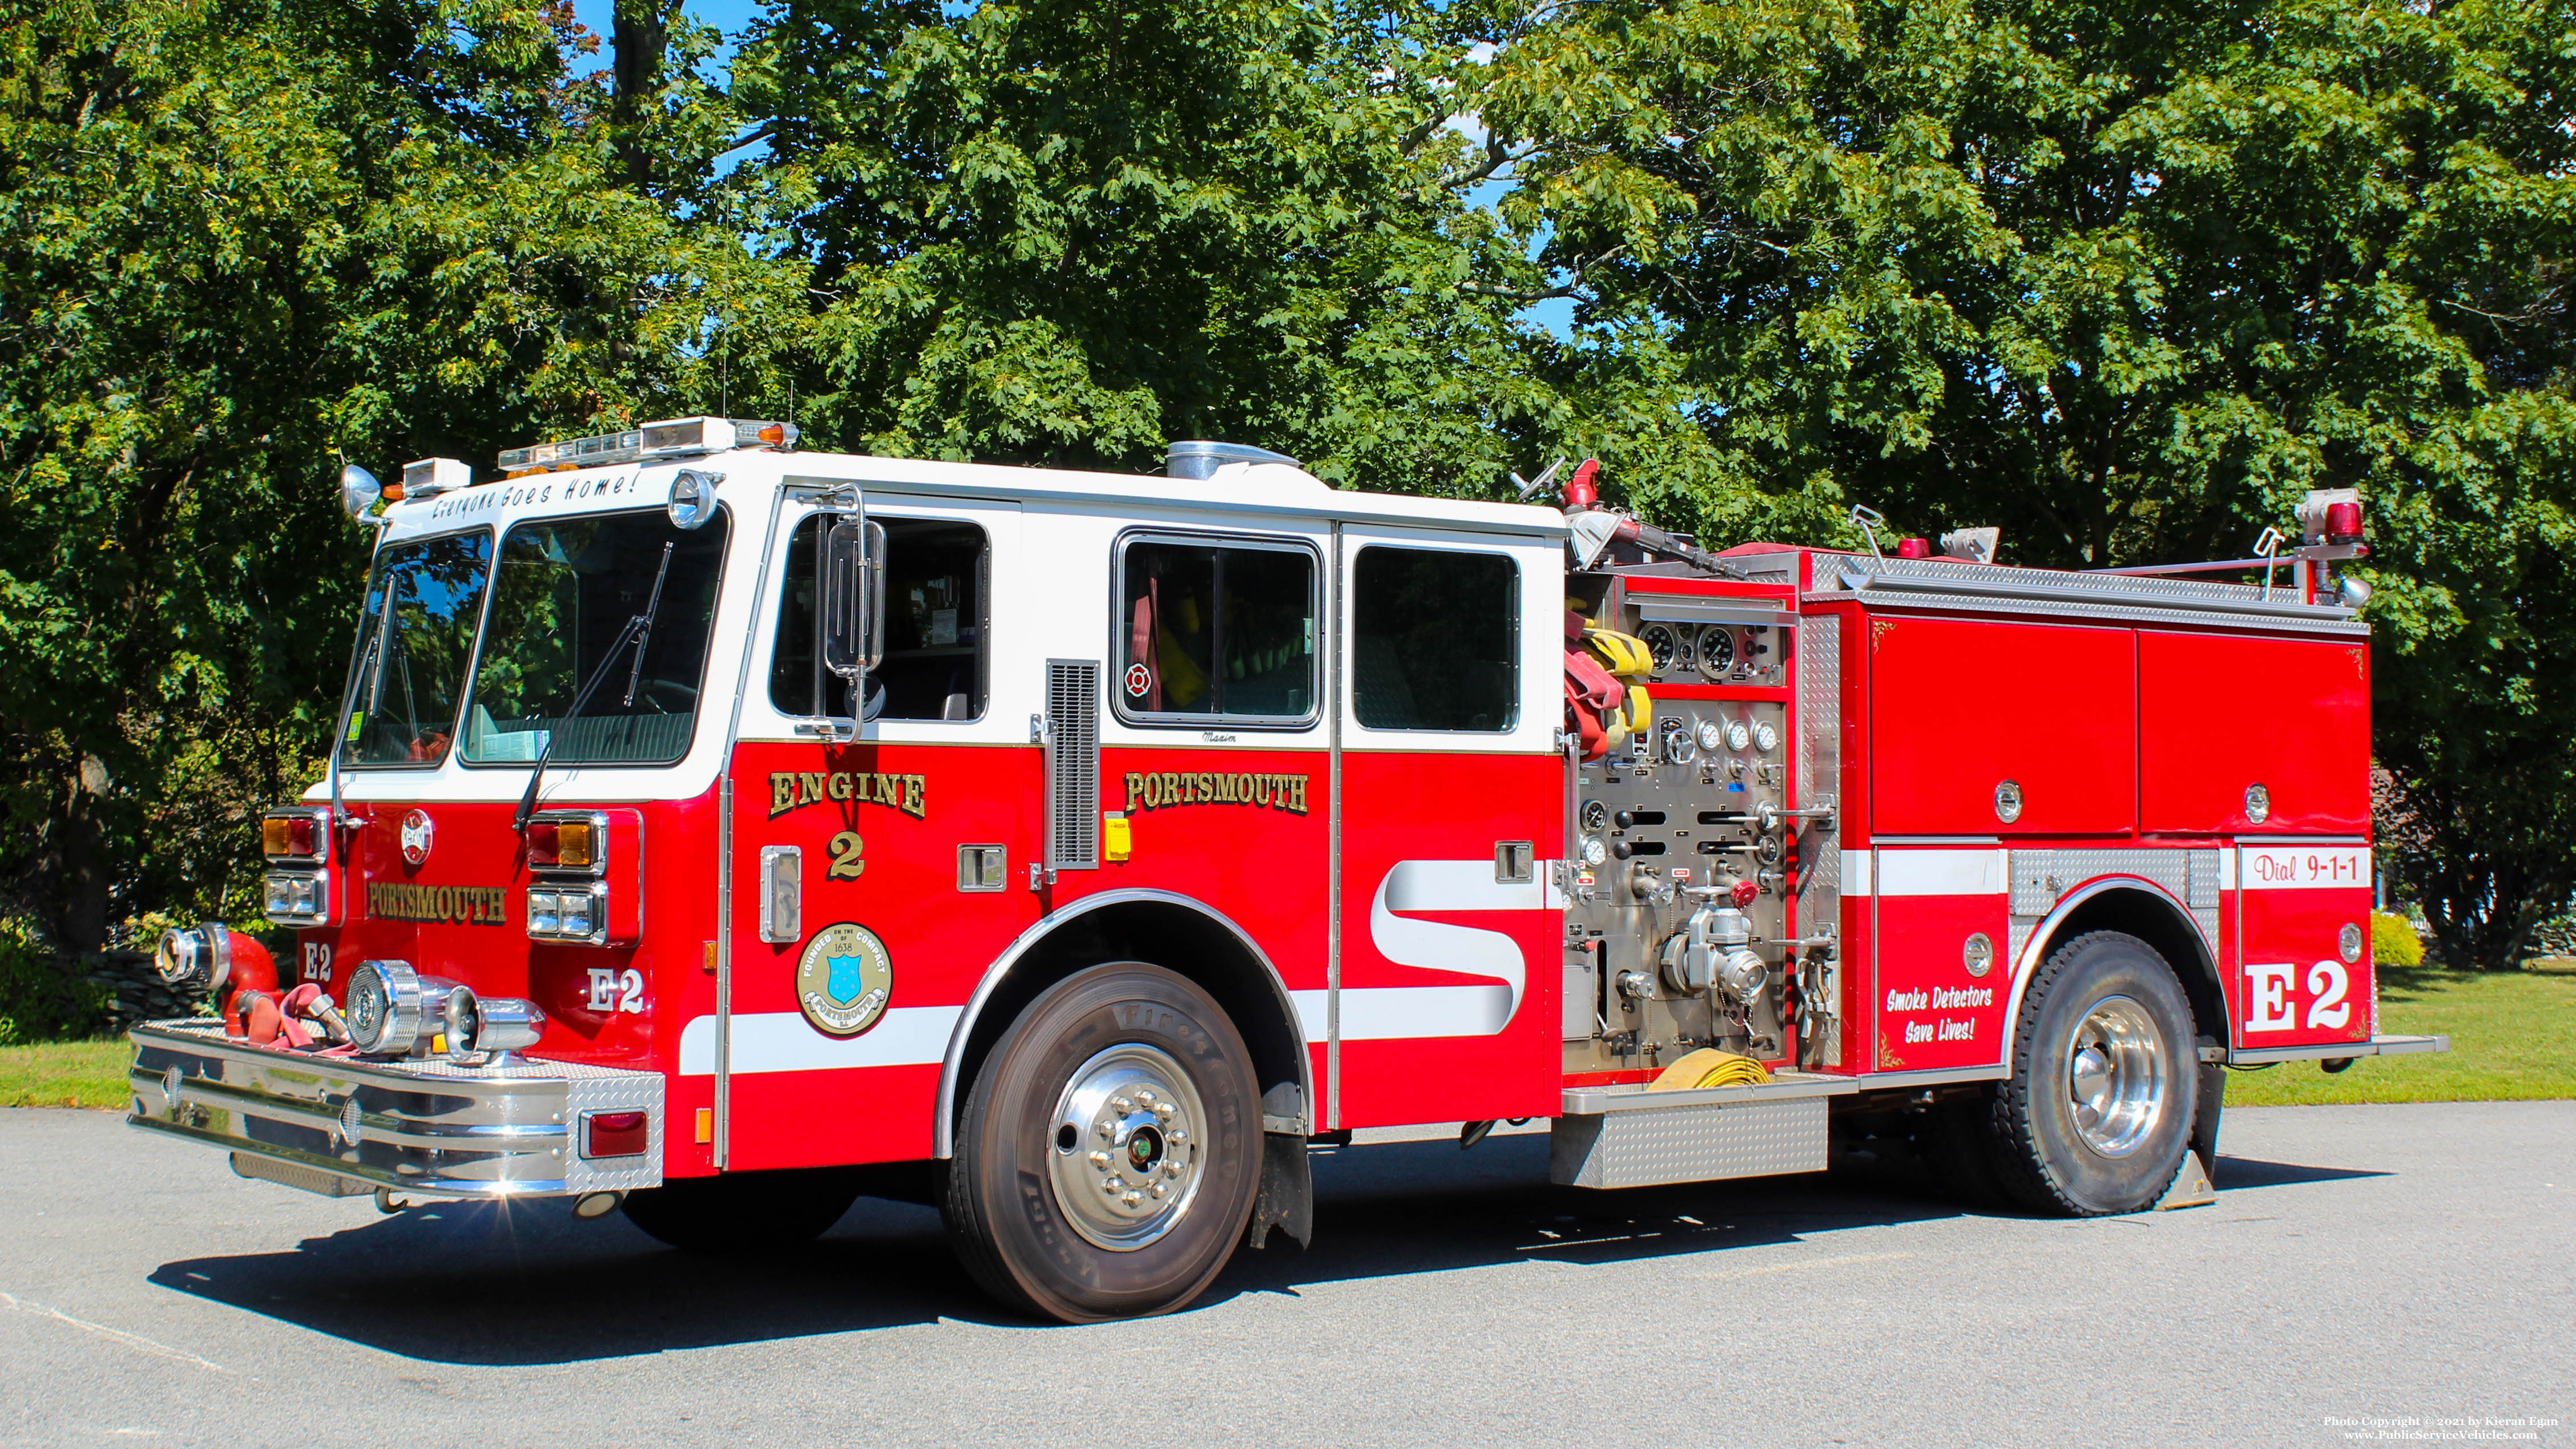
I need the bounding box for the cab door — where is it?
[1331,526,1563,1129]
[712,493,1035,1172]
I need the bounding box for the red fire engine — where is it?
[131,421,2444,1322]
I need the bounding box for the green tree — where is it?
[1470,0,2576,963]
[0,0,793,953]
[732,0,1553,494]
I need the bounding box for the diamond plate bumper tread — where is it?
[1551,1076,1849,1189]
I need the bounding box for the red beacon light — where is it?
[2324,500,2363,545]
[1895,536,1933,559]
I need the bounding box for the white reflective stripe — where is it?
[2239,846,2371,890]
[677,1006,961,1076]
[2220,850,2239,890]
[1368,860,1538,1019]
[1876,847,2006,897]
[1292,985,1515,1041]
[1845,849,1873,896]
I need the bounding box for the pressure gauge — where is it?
[1639,623,1679,675]
[1752,721,1779,754]
[1695,625,1736,680]
[1581,836,1608,867]
[1580,799,1610,834]
[1695,718,1725,754]
[1724,719,1753,753]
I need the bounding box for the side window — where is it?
[771,515,988,721]
[1118,537,1316,724]
[1352,546,1519,732]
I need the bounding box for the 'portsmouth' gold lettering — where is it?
[1124,771,1309,816]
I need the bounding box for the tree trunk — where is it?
[611,0,670,190]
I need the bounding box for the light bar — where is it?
[498,417,799,476]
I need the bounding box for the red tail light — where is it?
[582,1110,650,1159]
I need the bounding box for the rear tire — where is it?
[620,1166,864,1253]
[942,963,1261,1323]
[1982,931,2197,1215]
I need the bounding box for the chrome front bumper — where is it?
[127,1020,664,1200]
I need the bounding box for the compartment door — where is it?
[1868,616,2136,837]
[2139,633,2369,835]
[1869,846,2010,1073]
[1331,526,1563,1129]
[2231,844,2375,1052]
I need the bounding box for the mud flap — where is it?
[1244,1130,1312,1250]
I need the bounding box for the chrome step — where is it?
[1551,1072,1857,1189]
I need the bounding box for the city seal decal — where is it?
[795,922,892,1037]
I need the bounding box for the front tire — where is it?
[1982,931,2198,1215]
[943,963,1261,1323]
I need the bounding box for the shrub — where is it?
[0,920,112,1044]
[2373,911,2426,969]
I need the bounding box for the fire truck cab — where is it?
[131,421,2444,1322]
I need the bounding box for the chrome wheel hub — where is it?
[1048,1044,1206,1251]
[2065,994,2168,1158]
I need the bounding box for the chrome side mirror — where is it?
[820,515,886,684]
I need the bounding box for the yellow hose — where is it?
[1646,1048,1773,1091]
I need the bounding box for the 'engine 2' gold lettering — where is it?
[1123,771,1309,815]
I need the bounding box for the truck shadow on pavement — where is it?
[144,1132,2384,1363]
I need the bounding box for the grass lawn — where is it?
[2222,966,2576,1106]
[5,967,2568,1113]
[0,1037,132,1109]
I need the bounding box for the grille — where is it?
[1046,660,1100,870]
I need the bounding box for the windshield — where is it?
[341,530,494,767]
[462,508,729,766]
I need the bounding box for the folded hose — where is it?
[1646,1048,1773,1091]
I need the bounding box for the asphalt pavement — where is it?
[2,1100,2569,1448]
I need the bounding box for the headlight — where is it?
[261,870,329,926]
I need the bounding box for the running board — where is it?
[2215,1033,2449,1066]
[1552,1073,1858,1189]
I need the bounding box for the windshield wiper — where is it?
[514,542,676,831]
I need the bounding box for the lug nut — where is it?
[1135,1088,1156,1104]
[1089,1150,1110,1167]
[1150,1183,1168,1200]
[1122,1192,1142,1207]
[1111,1096,1132,1113]
[1153,1101,1174,1120]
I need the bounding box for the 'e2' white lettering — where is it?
[2244,962,2296,1032]
[587,966,646,1014]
